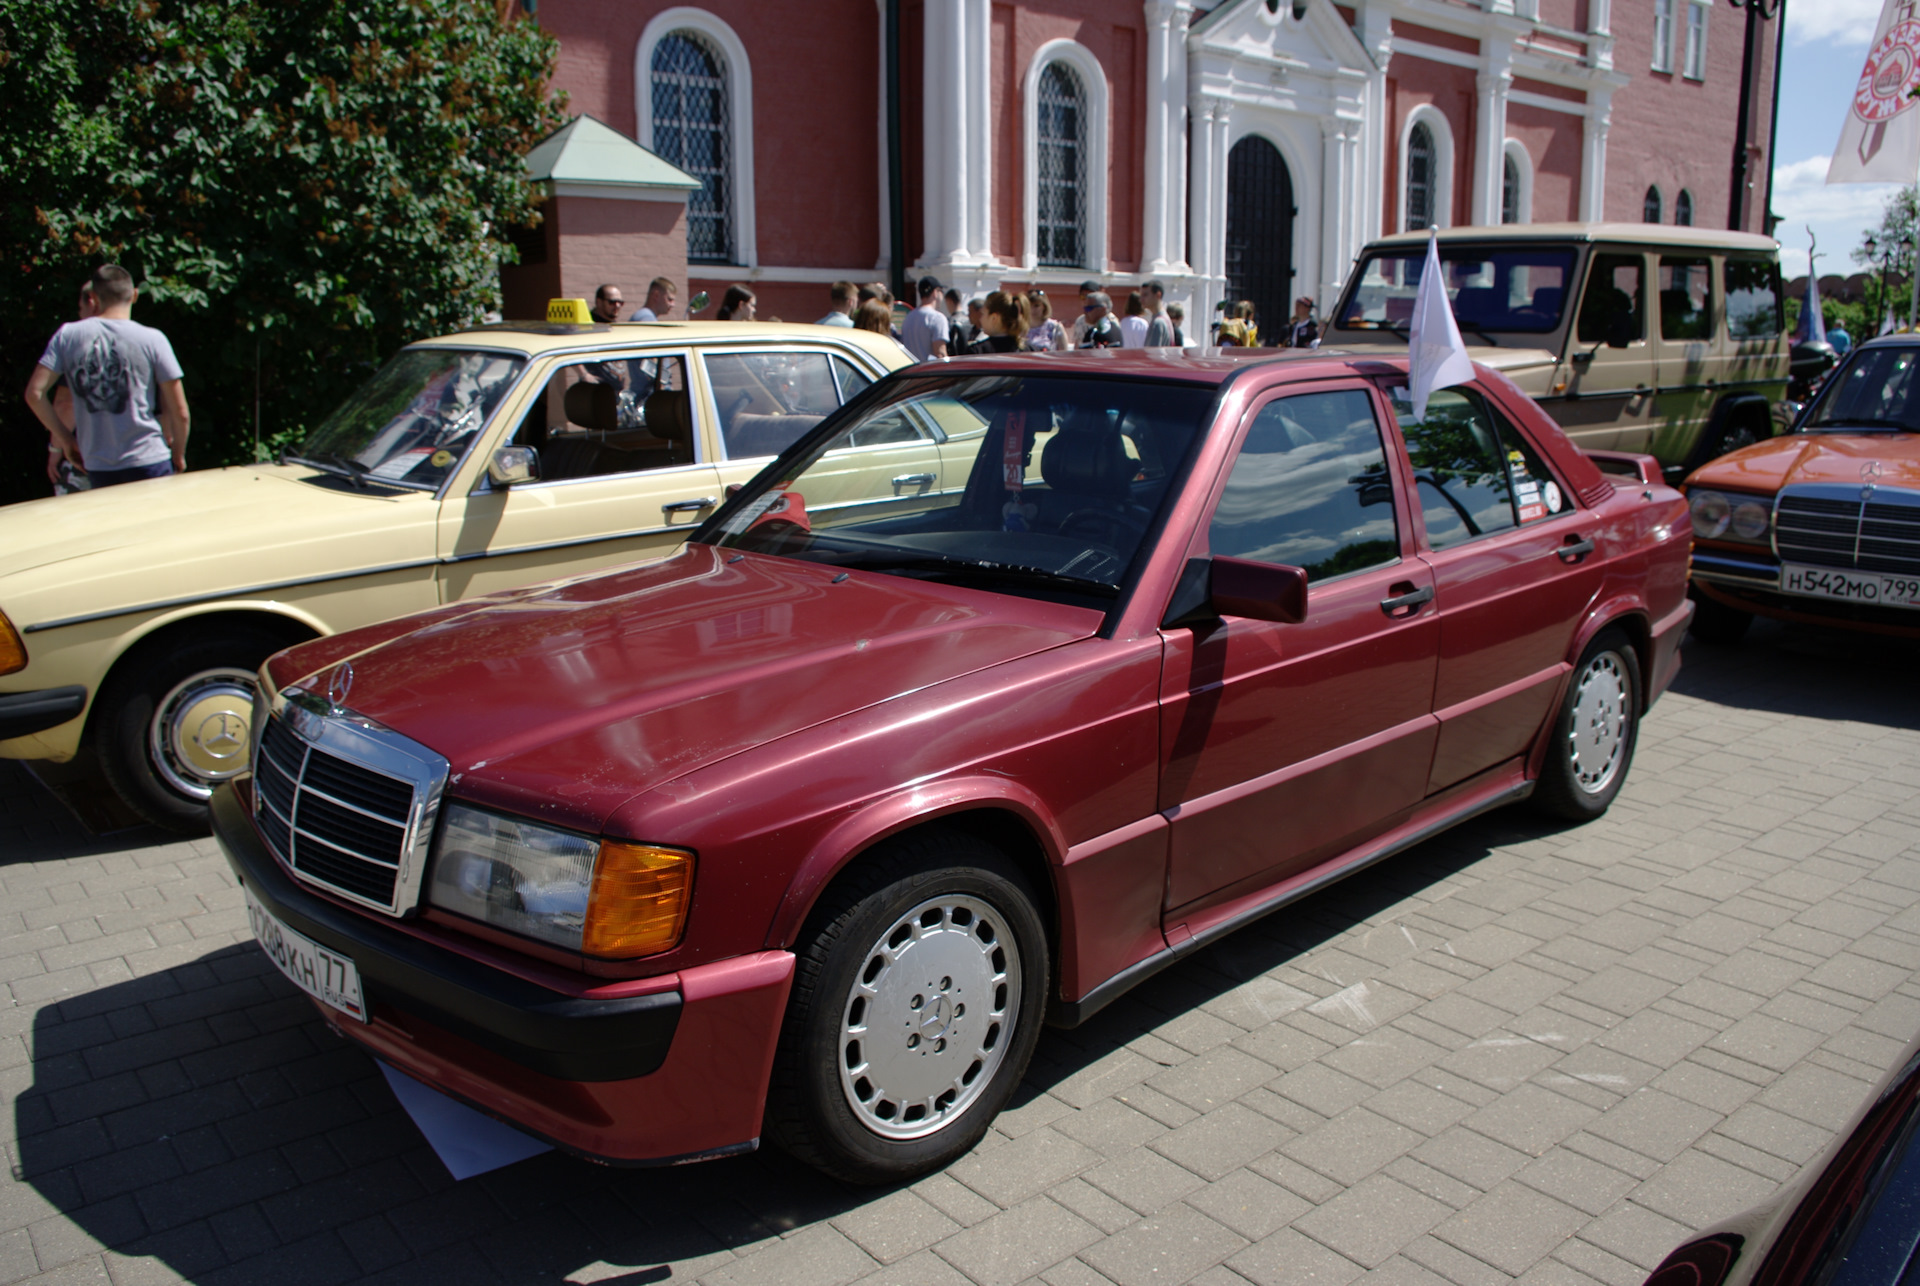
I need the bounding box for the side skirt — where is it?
[1049,771,1533,1028]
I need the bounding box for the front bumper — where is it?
[1692,551,1920,637]
[212,781,796,1165]
[0,685,86,742]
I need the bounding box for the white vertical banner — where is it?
[1828,0,1920,184]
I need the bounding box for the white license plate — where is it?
[245,887,367,1022]
[1781,564,1920,609]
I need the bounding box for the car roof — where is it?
[405,320,912,360]
[929,347,1408,386]
[1364,222,1779,253]
[1857,332,1920,350]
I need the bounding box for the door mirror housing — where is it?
[1212,556,1309,624]
[488,445,541,487]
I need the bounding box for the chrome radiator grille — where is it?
[1775,486,1920,576]
[254,713,416,912]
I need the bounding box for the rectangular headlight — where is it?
[427,803,692,957]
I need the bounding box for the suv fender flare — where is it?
[1688,392,1773,470]
[764,777,1068,952]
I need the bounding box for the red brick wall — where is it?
[500,195,686,321]
[1507,102,1582,223]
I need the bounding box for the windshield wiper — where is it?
[822,550,1118,595]
[1458,323,1501,347]
[287,450,374,490]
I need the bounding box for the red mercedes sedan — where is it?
[211,350,1693,1183]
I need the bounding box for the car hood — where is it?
[0,464,434,625]
[1685,432,1920,493]
[271,543,1104,833]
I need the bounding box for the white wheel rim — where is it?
[1567,652,1629,795]
[149,668,257,800]
[838,893,1020,1141]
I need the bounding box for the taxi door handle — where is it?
[1555,535,1596,563]
[1379,583,1433,617]
[892,473,936,490]
[663,496,717,516]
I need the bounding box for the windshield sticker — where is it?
[1506,449,1531,480]
[1001,411,1035,531]
[429,449,455,469]
[367,448,431,481]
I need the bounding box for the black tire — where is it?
[766,830,1050,1185]
[1687,592,1752,646]
[1532,628,1641,822]
[96,626,286,833]
[1689,405,1770,470]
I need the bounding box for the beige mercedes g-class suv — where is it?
[1328,223,1788,477]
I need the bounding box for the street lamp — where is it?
[1724,0,1783,232]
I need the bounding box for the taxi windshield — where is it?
[702,371,1213,604]
[290,348,526,490]
[1805,345,1920,432]
[1337,245,1577,340]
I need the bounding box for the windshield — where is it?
[702,372,1215,602]
[1805,346,1920,432]
[1337,245,1578,339]
[292,348,526,489]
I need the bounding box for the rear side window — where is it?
[706,351,845,459]
[1725,258,1783,339]
[1390,386,1570,550]
[1659,257,1713,340]
[1209,389,1400,581]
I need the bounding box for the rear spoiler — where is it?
[1583,450,1663,487]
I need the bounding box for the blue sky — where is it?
[1771,0,1903,282]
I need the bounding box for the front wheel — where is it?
[1532,629,1641,822]
[96,627,286,833]
[766,832,1049,1184]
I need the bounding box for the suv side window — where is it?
[1208,389,1399,581]
[1577,253,1646,344]
[509,354,694,482]
[1659,257,1713,340]
[1726,257,1784,339]
[706,351,847,459]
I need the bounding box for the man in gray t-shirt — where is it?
[899,275,951,362]
[27,264,190,487]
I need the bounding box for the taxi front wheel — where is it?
[96,627,284,833]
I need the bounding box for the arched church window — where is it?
[1502,154,1520,224]
[1036,62,1087,267]
[1406,123,1435,231]
[652,32,733,263]
[1644,186,1663,224]
[1675,189,1694,226]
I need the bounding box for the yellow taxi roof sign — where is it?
[546,298,593,325]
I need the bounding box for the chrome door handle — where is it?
[1555,536,1596,563]
[662,496,717,516]
[891,473,936,488]
[1379,583,1434,616]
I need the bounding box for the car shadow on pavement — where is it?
[1670,617,1920,728]
[9,806,1523,1286]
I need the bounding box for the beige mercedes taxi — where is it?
[0,316,921,830]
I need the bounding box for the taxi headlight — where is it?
[0,610,26,677]
[428,802,692,957]
[1730,500,1771,542]
[1689,490,1731,539]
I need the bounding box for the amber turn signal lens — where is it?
[582,842,694,957]
[0,612,26,677]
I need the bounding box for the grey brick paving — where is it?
[4,621,1919,1285]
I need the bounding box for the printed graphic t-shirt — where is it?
[39,318,182,470]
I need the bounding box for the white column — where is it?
[1187,94,1220,325]
[1587,0,1615,71]
[1355,0,1392,246]
[921,0,967,265]
[1142,0,1193,274]
[1471,41,1514,226]
[1581,89,1612,221]
[964,0,993,267]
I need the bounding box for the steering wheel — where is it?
[1059,508,1143,549]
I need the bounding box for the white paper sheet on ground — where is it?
[379,1061,552,1180]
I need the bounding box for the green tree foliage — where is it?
[0,0,567,504]
[1852,184,1920,323]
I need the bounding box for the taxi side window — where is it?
[1208,389,1400,582]
[510,354,694,482]
[1391,386,1568,549]
[1660,257,1713,340]
[1577,253,1645,344]
[706,351,846,459]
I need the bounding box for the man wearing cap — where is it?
[900,275,951,362]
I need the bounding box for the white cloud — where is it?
[1787,0,1885,50]
[1770,153,1903,277]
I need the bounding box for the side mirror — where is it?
[1606,313,1634,349]
[487,445,540,487]
[1212,556,1309,624]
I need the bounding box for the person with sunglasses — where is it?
[1079,292,1122,349]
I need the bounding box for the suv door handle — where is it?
[891,473,935,490]
[1379,583,1434,617]
[1555,535,1596,563]
[662,496,717,516]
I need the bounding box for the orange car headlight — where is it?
[583,842,695,957]
[0,611,26,677]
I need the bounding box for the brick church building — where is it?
[528,0,1779,332]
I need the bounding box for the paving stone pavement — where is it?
[3,620,1919,1286]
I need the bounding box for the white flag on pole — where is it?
[1408,230,1475,421]
[1827,0,1920,184]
